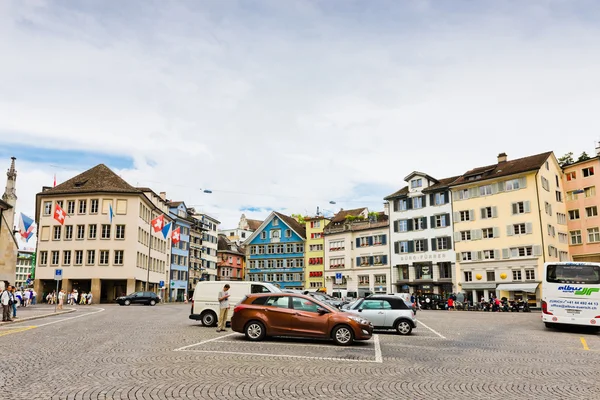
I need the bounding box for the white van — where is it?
[189,281,281,326]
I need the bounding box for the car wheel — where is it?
[149,300,156,306]
[332,325,354,346]
[396,320,413,335]
[124,300,131,306]
[244,321,266,341]
[544,322,556,329]
[201,311,217,327]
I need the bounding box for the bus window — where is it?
[546,264,600,284]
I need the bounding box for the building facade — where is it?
[304,216,329,290]
[33,165,172,303]
[246,212,306,289]
[188,208,205,294]
[451,152,569,307]
[168,201,191,301]
[323,208,391,296]
[198,214,220,281]
[217,234,245,280]
[1,157,18,285]
[15,250,34,288]
[219,214,261,245]
[563,155,600,262]
[385,173,457,297]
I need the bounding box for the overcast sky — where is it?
[2,0,600,247]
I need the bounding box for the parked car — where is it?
[303,291,344,309]
[117,291,160,306]
[418,294,445,310]
[190,281,281,327]
[231,293,373,346]
[345,295,417,335]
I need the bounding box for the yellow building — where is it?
[304,216,329,290]
[451,152,569,307]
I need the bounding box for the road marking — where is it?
[418,321,447,339]
[215,339,372,351]
[0,326,37,336]
[374,334,382,363]
[28,308,105,328]
[581,337,590,351]
[181,349,382,363]
[174,332,238,351]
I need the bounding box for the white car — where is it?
[345,295,417,335]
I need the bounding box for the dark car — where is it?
[117,291,160,306]
[303,291,344,309]
[231,293,373,346]
[419,294,445,310]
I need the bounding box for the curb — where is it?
[0,308,76,325]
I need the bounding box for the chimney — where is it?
[159,191,166,200]
[383,202,390,216]
[497,153,507,163]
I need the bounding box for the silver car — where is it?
[345,295,417,335]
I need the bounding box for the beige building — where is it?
[451,152,569,307]
[1,157,18,285]
[33,164,173,302]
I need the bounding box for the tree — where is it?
[558,152,574,167]
[578,152,591,162]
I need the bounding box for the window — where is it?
[413,218,424,230]
[78,200,87,214]
[588,228,600,243]
[115,225,125,239]
[555,191,563,203]
[460,231,471,241]
[412,196,424,209]
[557,213,567,225]
[67,201,75,215]
[461,252,472,261]
[512,270,522,281]
[439,262,452,279]
[411,178,422,188]
[545,202,552,216]
[90,199,99,214]
[457,189,469,200]
[415,239,426,252]
[87,250,95,265]
[513,223,526,235]
[541,177,550,191]
[285,229,292,238]
[260,232,266,239]
[101,224,111,239]
[511,247,533,257]
[459,210,471,222]
[75,251,83,265]
[559,251,569,261]
[545,161,549,170]
[63,251,71,265]
[486,271,495,281]
[358,275,370,285]
[40,251,48,265]
[397,241,409,254]
[566,171,576,181]
[568,210,580,220]
[329,240,345,251]
[435,214,447,228]
[483,250,495,260]
[88,224,97,239]
[585,186,596,198]
[76,225,85,240]
[583,167,595,177]
[51,251,59,265]
[398,199,408,211]
[99,250,109,265]
[53,226,61,240]
[512,201,527,214]
[43,201,52,216]
[482,228,495,239]
[556,175,560,187]
[65,225,73,240]
[558,232,568,244]
[272,219,279,226]
[547,224,556,237]
[373,235,386,245]
[505,179,521,191]
[271,230,280,239]
[436,237,450,250]
[434,192,445,205]
[479,185,492,196]
[570,230,582,245]
[464,271,473,282]
[114,250,124,265]
[586,206,598,218]
[566,191,578,201]
[525,269,535,280]
[116,199,127,214]
[481,206,495,219]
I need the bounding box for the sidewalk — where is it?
[0,304,75,325]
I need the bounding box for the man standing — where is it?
[216,284,230,332]
[1,285,13,322]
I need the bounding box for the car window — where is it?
[361,300,385,310]
[252,296,268,305]
[265,296,290,308]
[251,284,271,294]
[291,297,320,313]
[380,300,392,310]
[131,292,141,297]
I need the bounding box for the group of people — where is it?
[45,290,93,308]
[1,283,18,322]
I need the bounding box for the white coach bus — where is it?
[542,262,600,329]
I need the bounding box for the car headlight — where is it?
[348,315,369,325]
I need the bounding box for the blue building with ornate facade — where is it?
[168,201,191,301]
[246,212,306,289]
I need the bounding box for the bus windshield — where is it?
[546,264,600,284]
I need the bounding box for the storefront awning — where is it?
[496,283,540,293]
[461,283,498,290]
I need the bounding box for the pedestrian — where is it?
[11,286,17,319]
[58,290,65,310]
[87,292,92,305]
[73,290,78,306]
[79,292,87,305]
[447,296,454,311]
[1,285,13,322]
[216,284,230,332]
[23,289,30,307]
[31,289,37,305]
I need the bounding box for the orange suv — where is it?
[231,293,373,346]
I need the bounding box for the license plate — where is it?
[566,309,581,314]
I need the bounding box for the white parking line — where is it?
[374,334,382,363]
[34,307,105,327]
[174,332,237,351]
[182,349,382,363]
[418,321,447,339]
[215,340,372,351]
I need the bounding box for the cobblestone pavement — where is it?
[0,304,75,326]
[1,304,599,399]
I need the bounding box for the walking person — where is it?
[58,290,65,310]
[11,286,17,319]
[87,292,92,305]
[447,296,454,311]
[1,285,13,322]
[216,284,231,332]
[79,292,87,305]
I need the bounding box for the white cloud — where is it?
[2,0,600,235]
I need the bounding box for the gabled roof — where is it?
[217,234,245,255]
[330,208,368,224]
[246,219,263,231]
[38,164,139,196]
[422,176,461,193]
[384,186,409,200]
[167,201,184,208]
[451,151,553,187]
[404,171,437,183]
[244,211,306,244]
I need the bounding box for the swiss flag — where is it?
[53,203,67,225]
[171,227,181,245]
[151,214,165,232]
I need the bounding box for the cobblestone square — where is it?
[2,304,599,399]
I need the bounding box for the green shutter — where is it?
[431,238,437,251]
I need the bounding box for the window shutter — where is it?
[422,195,427,207]
[431,238,437,251]
[382,255,388,264]
[407,219,414,231]
[407,198,413,210]
[493,227,500,238]
[471,230,477,240]
[423,240,428,252]
[445,214,450,226]
[368,237,374,246]
[469,209,475,220]
[526,223,533,234]
[356,257,360,266]
[422,217,428,229]
[519,177,527,188]
[533,245,542,257]
[356,238,360,247]
[502,248,510,259]
[382,235,387,245]
[469,187,479,198]
[480,208,486,219]
[444,192,449,204]
[456,253,461,262]
[408,241,414,253]
[452,191,459,201]
[472,251,479,261]
[524,201,531,213]
[511,203,517,215]
[491,185,498,194]
[453,212,460,222]
[454,232,462,242]
[497,182,505,192]
[430,216,435,227]
[447,237,453,250]
[393,200,399,212]
[369,256,374,265]
[492,206,498,218]
[430,194,435,206]
[394,220,399,233]
[473,229,483,240]
[394,242,400,254]
[507,225,514,236]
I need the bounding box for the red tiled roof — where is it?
[330,208,368,224]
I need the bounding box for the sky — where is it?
[1,0,600,248]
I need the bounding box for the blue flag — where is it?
[109,204,115,224]
[161,222,172,239]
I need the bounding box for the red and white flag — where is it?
[53,203,67,225]
[171,227,181,245]
[151,214,165,232]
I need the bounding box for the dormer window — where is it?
[411,178,422,189]
[273,218,279,226]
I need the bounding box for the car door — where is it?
[357,300,387,327]
[130,292,142,304]
[289,297,330,337]
[262,296,294,335]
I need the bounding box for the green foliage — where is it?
[291,214,306,224]
[578,151,591,162]
[558,152,574,167]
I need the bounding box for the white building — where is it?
[196,213,220,281]
[324,208,391,297]
[385,172,458,297]
[219,214,261,245]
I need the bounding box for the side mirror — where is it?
[317,307,328,315]
[357,308,363,312]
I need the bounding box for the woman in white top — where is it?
[58,290,65,310]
